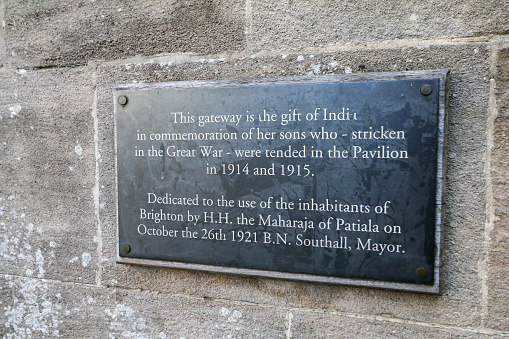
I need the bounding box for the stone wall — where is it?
[0,1,508,338]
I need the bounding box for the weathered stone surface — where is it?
[0,0,507,337]
[95,43,491,328]
[290,310,501,339]
[109,288,288,338]
[0,67,97,284]
[3,0,246,68]
[0,275,287,338]
[0,31,5,67]
[485,46,509,331]
[248,0,509,51]
[0,275,116,338]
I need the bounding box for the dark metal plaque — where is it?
[115,70,448,294]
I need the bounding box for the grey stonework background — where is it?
[0,0,508,338]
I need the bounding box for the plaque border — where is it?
[114,69,449,294]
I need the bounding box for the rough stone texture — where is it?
[3,0,246,68]
[1,0,509,337]
[110,288,288,338]
[94,42,491,329]
[0,275,287,338]
[0,25,5,67]
[0,67,98,284]
[290,310,503,339]
[485,46,509,331]
[0,275,115,338]
[248,0,509,51]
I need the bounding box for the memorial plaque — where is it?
[115,70,448,294]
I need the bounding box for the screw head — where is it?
[118,95,128,106]
[416,267,428,279]
[122,244,131,253]
[420,84,433,96]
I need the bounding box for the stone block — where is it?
[0,67,97,284]
[0,274,289,338]
[485,46,509,331]
[290,309,499,339]
[95,42,491,328]
[3,0,246,68]
[248,0,509,51]
[0,275,115,338]
[108,288,288,338]
[0,274,287,338]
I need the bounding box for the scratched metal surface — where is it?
[115,75,442,287]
